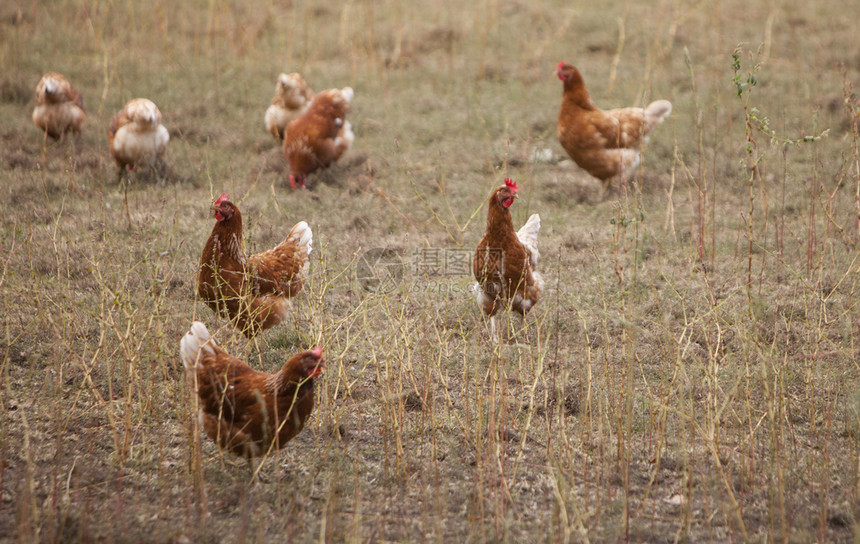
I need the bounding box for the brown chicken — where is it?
[264,72,314,141]
[197,193,313,337]
[473,178,544,339]
[180,321,324,459]
[32,72,85,139]
[556,61,672,187]
[282,87,354,189]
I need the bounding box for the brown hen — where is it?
[556,61,671,188]
[180,321,324,459]
[473,178,544,339]
[282,87,354,189]
[197,193,312,337]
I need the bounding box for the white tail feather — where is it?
[645,100,672,123]
[180,321,216,369]
[287,221,313,282]
[472,282,485,305]
[532,270,545,292]
[287,221,313,256]
[335,121,354,149]
[516,214,541,267]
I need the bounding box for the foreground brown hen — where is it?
[556,61,672,188]
[473,178,544,340]
[180,321,324,459]
[32,72,85,139]
[197,193,312,337]
[282,87,354,189]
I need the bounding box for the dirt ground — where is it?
[1,0,859,542]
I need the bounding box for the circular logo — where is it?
[355,248,404,293]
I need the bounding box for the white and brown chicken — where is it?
[32,72,85,139]
[264,72,314,141]
[108,98,170,179]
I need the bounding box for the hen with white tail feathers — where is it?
[196,193,313,337]
[180,321,324,459]
[473,178,544,339]
[556,61,672,186]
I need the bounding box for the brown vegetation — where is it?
[1,0,859,542]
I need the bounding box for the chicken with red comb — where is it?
[556,61,672,191]
[180,321,325,460]
[473,178,544,340]
[197,193,313,337]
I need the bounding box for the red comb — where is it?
[311,346,323,359]
[557,60,567,72]
[213,192,229,206]
[504,178,519,193]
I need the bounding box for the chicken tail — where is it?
[288,220,313,255]
[645,100,673,124]
[531,271,546,294]
[180,321,218,369]
[287,220,313,282]
[516,214,542,267]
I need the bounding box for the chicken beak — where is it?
[211,204,226,222]
[309,361,325,379]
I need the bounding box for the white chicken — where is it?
[108,98,170,176]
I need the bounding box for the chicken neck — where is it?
[485,195,519,244]
[562,75,597,111]
[204,213,246,267]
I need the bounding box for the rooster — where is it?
[556,61,672,188]
[180,321,324,460]
[197,193,313,337]
[264,72,314,141]
[473,178,544,339]
[282,87,354,189]
[32,72,85,139]
[108,98,170,177]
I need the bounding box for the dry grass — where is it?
[2,0,860,542]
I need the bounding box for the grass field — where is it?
[2,0,860,541]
